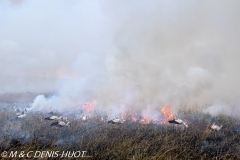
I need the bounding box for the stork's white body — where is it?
[16,109,27,118]
[168,119,188,128]
[211,123,223,131]
[58,121,70,126]
[113,119,122,123]
[82,116,88,121]
[108,118,125,124]
[17,113,26,118]
[51,121,70,127]
[15,108,27,116]
[45,116,63,121]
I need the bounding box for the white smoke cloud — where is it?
[1,0,240,116]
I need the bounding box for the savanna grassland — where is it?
[0,93,240,160]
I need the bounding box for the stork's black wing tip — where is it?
[50,122,58,126]
[168,119,176,123]
[108,120,114,124]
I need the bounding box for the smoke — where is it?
[1,0,240,116]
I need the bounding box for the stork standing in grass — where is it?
[168,119,188,128]
[108,118,125,124]
[211,123,223,131]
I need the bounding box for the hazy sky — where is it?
[1,0,240,115]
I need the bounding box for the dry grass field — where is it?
[0,94,240,160]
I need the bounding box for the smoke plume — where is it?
[1,0,240,116]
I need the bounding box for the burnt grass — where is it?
[0,107,240,159]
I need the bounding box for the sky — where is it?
[1,0,240,115]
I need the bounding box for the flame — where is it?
[100,117,105,122]
[131,116,137,122]
[82,100,97,113]
[121,111,138,122]
[159,104,174,124]
[140,118,150,124]
[120,111,153,124]
[121,112,128,121]
[161,105,174,120]
[80,105,178,125]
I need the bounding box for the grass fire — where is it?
[1,0,240,159]
[0,93,240,159]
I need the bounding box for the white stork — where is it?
[211,123,223,131]
[82,115,88,121]
[108,118,125,124]
[45,116,63,121]
[50,121,70,127]
[17,113,26,118]
[15,108,26,116]
[168,119,188,128]
[16,109,27,118]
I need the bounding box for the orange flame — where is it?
[82,100,97,113]
[161,105,174,120]
[121,114,126,120]
[131,116,137,122]
[121,111,138,122]
[121,111,154,124]
[140,118,151,124]
[100,117,105,122]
